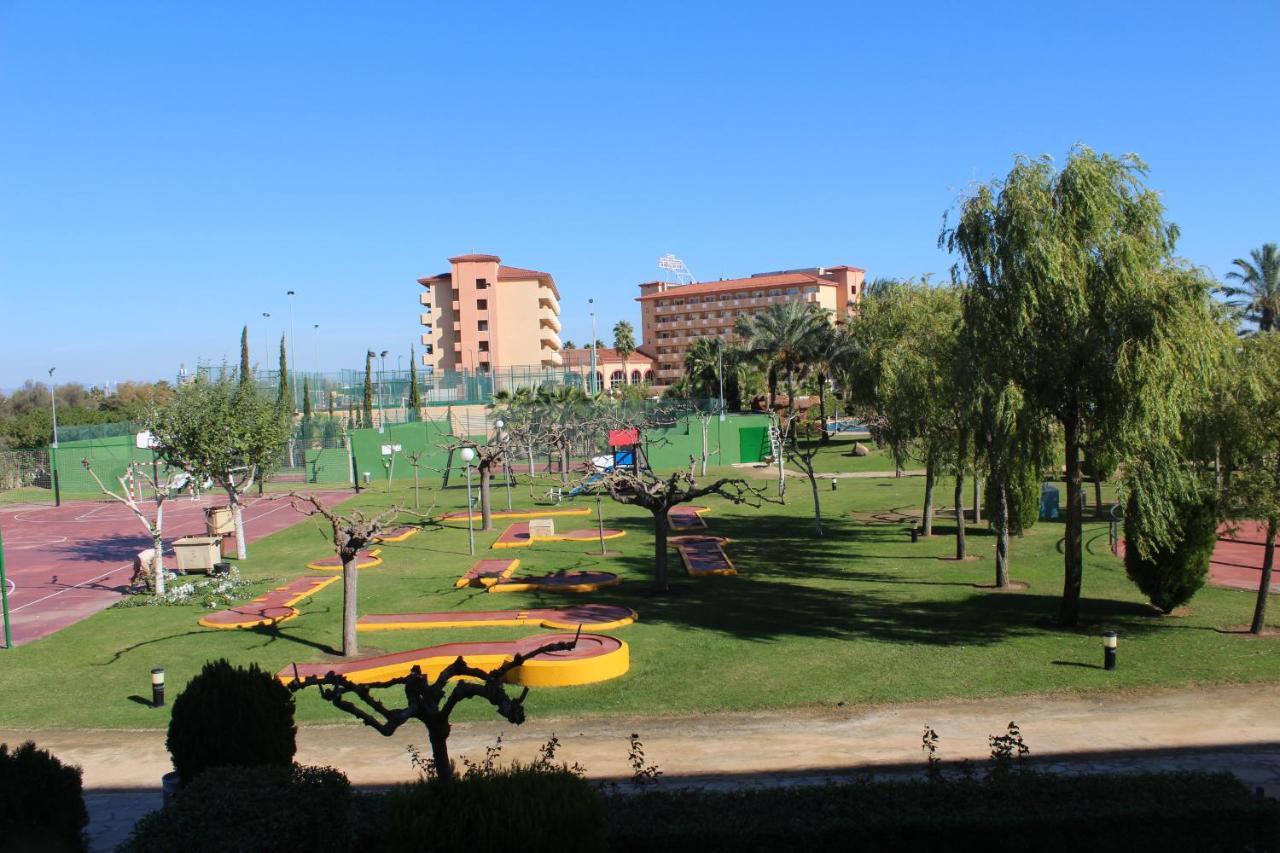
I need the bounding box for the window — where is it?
[610,370,625,388]
[476,299,488,310]
[478,341,490,352]
[476,278,489,289]
[478,320,488,331]
[644,370,654,382]
[631,370,642,384]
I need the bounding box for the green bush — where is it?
[606,771,1278,852]
[986,461,1041,535]
[381,766,605,853]
[120,764,351,853]
[165,659,296,786]
[0,741,88,853]
[1125,493,1217,613]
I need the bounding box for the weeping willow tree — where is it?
[945,147,1220,626]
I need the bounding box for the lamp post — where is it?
[48,367,59,448]
[588,298,597,395]
[150,667,166,708]
[313,324,321,376]
[286,290,297,411]
[717,339,725,421]
[495,419,511,510]
[261,313,271,369]
[378,350,389,431]
[460,447,476,555]
[1103,631,1118,671]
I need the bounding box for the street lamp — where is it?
[717,339,726,421]
[312,324,321,376]
[588,298,598,394]
[495,418,511,511]
[286,290,297,412]
[48,367,58,448]
[378,350,389,431]
[460,447,476,555]
[261,313,271,369]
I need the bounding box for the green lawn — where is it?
[1,445,1275,730]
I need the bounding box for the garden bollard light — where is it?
[830,478,838,491]
[910,526,920,543]
[151,667,166,707]
[1103,631,1117,671]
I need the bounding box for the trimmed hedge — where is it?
[987,461,1041,535]
[120,764,352,853]
[606,771,1279,852]
[1125,493,1217,613]
[379,766,604,853]
[166,658,296,785]
[0,741,88,853]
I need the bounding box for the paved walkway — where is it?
[9,682,1279,849]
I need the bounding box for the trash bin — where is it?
[205,506,234,535]
[173,536,222,573]
[220,532,237,558]
[1040,484,1060,520]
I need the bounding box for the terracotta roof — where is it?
[416,273,450,285]
[635,271,836,302]
[563,347,654,367]
[449,253,501,263]
[497,265,551,281]
[824,265,867,273]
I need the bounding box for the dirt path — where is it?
[12,682,1279,791]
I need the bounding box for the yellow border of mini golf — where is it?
[455,558,521,589]
[488,573,622,594]
[356,606,638,633]
[439,507,591,524]
[491,528,628,550]
[278,638,629,687]
[305,548,384,571]
[670,535,737,577]
[374,526,420,543]
[199,575,340,629]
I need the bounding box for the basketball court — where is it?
[0,490,351,646]
[1210,521,1280,595]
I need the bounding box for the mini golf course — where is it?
[199,575,340,629]
[305,549,383,571]
[356,603,637,632]
[490,521,626,549]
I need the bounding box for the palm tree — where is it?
[1222,243,1280,333]
[682,337,720,399]
[734,302,830,414]
[613,321,636,387]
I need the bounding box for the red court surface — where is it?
[1210,521,1280,594]
[0,490,352,646]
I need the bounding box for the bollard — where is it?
[910,526,920,544]
[151,667,166,707]
[830,478,838,491]
[1103,631,1117,671]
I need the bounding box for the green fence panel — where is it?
[304,447,352,484]
[737,426,768,463]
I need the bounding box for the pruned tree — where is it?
[592,462,765,592]
[284,633,578,784]
[442,434,506,531]
[150,372,289,560]
[81,459,170,595]
[288,493,403,656]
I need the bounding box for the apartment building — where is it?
[636,265,865,385]
[418,254,563,373]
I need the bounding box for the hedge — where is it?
[0,741,88,853]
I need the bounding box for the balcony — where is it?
[419,292,432,306]
[542,350,564,367]
[539,310,561,333]
[420,312,433,325]
[540,328,562,351]
[538,284,560,313]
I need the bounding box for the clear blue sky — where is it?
[2,1,1277,389]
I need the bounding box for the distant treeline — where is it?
[0,380,174,449]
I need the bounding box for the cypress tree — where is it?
[363,351,374,428]
[408,347,421,421]
[239,326,251,386]
[276,334,289,411]
[302,377,312,419]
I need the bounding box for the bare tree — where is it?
[592,461,765,592]
[288,494,402,657]
[783,412,831,536]
[82,459,170,596]
[441,436,506,531]
[284,633,579,784]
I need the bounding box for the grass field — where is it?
[0,444,1275,730]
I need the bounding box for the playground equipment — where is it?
[490,521,625,549]
[567,427,650,498]
[357,603,637,632]
[305,548,383,571]
[669,535,736,576]
[199,575,339,629]
[277,632,629,687]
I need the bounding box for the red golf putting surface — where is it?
[670,535,736,577]
[0,491,352,646]
[491,521,625,549]
[278,632,629,686]
[305,549,383,571]
[455,558,521,588]
[357,603,637,631]
[489,571,621,594]
[669,505,710,531]
[1210,521,1280,594]
[373,525,419,543]
[199,575,339,629]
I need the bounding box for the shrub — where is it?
[166,658,296,785]
[1125,493,1217,613]
[120,764,351,853]
[987,460,1041,535]
[605,771,1279,852]
[382,765,605,853]
[0,741,88,853]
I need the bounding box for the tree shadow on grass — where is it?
[246,622,340,656]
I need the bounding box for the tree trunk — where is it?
[427,718,454,784]
[995,483,1010,588]
[527,443,536,497]
[808,464,824,537]
[341,549,359,657]
[479,466,493,531]
[954,430,967,560]
[559,447,569,485]
[653,510,670,593]
[921,453,936,537]
[1059,416,1084,627]
[973,476,981,525]
[1093,475,1104,520]
[1262,307,1275,334]
[1251,515,1277,634]
[700,418,709,476]
[767,365,778,411]
[230,492,248,560]
[152,530,166,596]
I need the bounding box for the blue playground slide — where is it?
[567,470,607,497]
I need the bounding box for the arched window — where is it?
[595,372,604,390]
[631,370,642,385]
[644,370,654,382]
[610,370,625,388]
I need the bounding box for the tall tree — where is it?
[613,320,636,385]
[149,373,290,559]
[362,351,375,429]
[301,377,312,420]
[239,326,251,387]
[682,337,721,400]
[276,334,289,411]
[407,347,422,421]
[735,302,829,413]
[1220,243,1280,333]
[945,147,1218,625]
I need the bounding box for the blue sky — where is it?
[2,1,1277,389]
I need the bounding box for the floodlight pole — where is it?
[464,458,476,556]
[378,350,389,431]
[287,290,297,412]
[48,367,59,448]
[261,313,272,371]
[588,299,597,395]
[717,340,725,421]
[1,526,12,649]
[49,367,61,506]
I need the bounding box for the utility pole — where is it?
[261,313,271,371]
[287,290,297,412]
[588,298,597,394]
[378,350,389,431]
[48,367,59,447]
[717,339,726,421]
